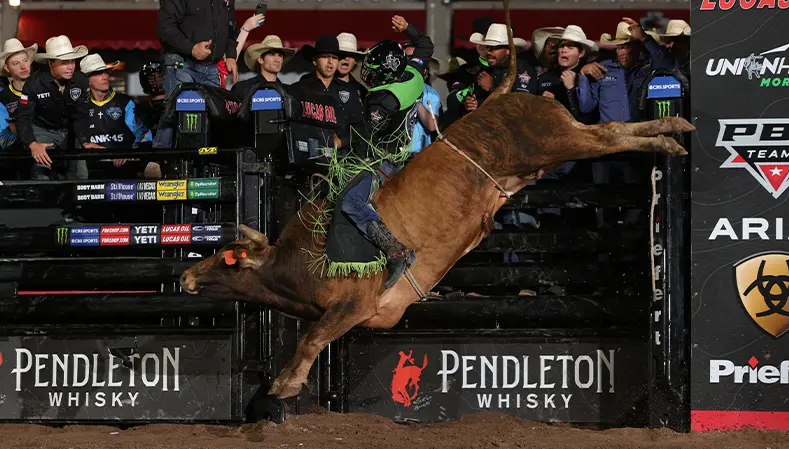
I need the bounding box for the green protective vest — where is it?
[369,65,424,112]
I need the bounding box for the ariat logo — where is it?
[55,227,69,245]
[656,100,672,118]
[182,113,201,133]
[734,251,789,338]
[391,350,427,407]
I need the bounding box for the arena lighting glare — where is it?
[8,0,21,7]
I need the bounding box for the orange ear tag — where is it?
[240,251,247,259]
[224,250,237,265]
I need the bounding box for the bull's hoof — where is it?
[268,377,305,399]
[658,135,688,156]
[668,117,696,133]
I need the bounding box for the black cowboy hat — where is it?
[300,35,355,61]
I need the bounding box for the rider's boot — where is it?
[368,219,416,289]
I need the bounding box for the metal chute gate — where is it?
[0,79,691,430]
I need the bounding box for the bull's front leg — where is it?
[269,296,377,399]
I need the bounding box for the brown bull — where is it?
[180,0,695,400]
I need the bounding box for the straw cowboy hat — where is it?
[244,35,296,70]
[34,35,88,62]
[559,25,598,54]
[600,21,641,45]
[659,19,691,37]
[0,39,37,76]
[531,26,565,59]
[336,33,366,59]
[80,54,119,75]
[470,24,528,49]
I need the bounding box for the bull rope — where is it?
[426,101,511,199]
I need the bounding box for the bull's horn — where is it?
[238,224,269,246]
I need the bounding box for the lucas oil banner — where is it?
[344,334,647,423]
[0,334,232,421]
[690,0,789,431]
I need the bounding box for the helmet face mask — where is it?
[139,62,164,97]
[361,40,406,88]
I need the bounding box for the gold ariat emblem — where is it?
[734,251,789,338]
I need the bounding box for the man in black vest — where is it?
[16,35,89,180]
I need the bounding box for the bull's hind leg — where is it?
[269,294,377,399]
[579,117,695,137]
[556,130,689,163]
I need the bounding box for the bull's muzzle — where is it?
[180,270,200,295]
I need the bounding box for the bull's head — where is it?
[180,224,274,298]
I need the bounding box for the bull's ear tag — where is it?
[224,250,237,265]
[240,251,248,259]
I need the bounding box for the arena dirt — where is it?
[2,411,789,449]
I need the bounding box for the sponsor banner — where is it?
[175,91,206,112]
[0,334,232,420]
[187,178,219,190]
[691,0,789,429]
[191,224,223,234]
[647,76,682,99]
[156,180,188,192]
[130,223,160,245]
[161,224,191,245]
[187,190,219,200]
[100,225,130,246]
[345,334,646,423]
[157,189,187,201]
[190,234,222,244]
[251,89,283,111]
[75,183,106,202]
[69,226,100,247]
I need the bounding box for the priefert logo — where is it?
[710,356,789,384]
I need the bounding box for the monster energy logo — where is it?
[182,113,201,133]
[656,100,672,118]
[55,227,68,245]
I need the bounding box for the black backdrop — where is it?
[690,1,789,431]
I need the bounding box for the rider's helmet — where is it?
[360,40,407,88]
[139,61,164,97]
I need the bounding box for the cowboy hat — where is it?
[470,24,528,49]
[600,21,639,46]
[300,35,355,61]
[559,25,598,54]
[531,27,565,59]
[34,35,88,62]
[80,54,119,75]
[244,35,296,70]
[0,39,37,76]
[659,19,691,37]
[468,15,495,44]
[336,32,366,59]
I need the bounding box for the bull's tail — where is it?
[484,0,516,103]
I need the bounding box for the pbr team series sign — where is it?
[691,0,789,431]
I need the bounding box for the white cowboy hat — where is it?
[336,32,366,58]
[531,27,565,59]
[600,21,638,46]
[659,19,691,37]
[559,25,598,53]
[470,24,528,49]
[80,54,119,75]
[34,35,88,62]
[244,35,296,71]
[0,39,37,76]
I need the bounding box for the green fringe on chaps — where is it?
[298,115,414,279]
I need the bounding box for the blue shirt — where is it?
[409,84,441,153]
[578,56,652,123]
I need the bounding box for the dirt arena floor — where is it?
[2,411,788,449]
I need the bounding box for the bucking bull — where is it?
[180,0,695,400]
